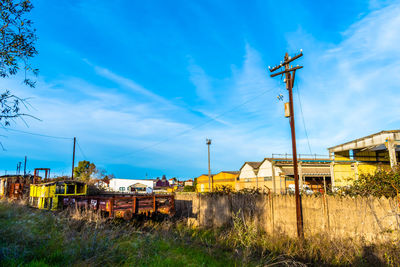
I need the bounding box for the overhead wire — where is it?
[295,81,313,155]
[1,128,73,140]
[113,85,279,159]
[1,82,281,164]
[76,140,87,160]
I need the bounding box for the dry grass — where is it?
[213,211,400,266]
[1,199,399,266]
[0,200,253,266]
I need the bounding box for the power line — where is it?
[1,128,73,140]
[76,140,87,159]
[113,86,278,159]
[295,82,313,155]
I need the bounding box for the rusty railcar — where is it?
[60,194,175,220]
[0,175,35,200]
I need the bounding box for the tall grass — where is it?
[215,211,400,266]
[0,201,251,266]
[1,200,398,266]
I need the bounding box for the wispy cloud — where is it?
[188,60,215,103]
[4,2,400,177]
[285,2,400,153]
[93,65,173,106]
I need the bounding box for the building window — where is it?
[264,176,272,181]
[201,184,204,192]
[119,187,125,191]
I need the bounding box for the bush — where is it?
[340,168,400,197]
[182,185,195,192]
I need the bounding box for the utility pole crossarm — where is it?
[269,51,303,72]
[270,66,303,77]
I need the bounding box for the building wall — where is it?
[333,162,391,187]
[237,160,294,193]
[184,181,194,186]
[196,173,238,192]
[212,172,237,191]
[257,160,285,193]
[236,177,275,191]
[196,175,212,192]
[332,151,392,187]
[238,164,257,179]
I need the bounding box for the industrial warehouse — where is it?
[195,130,400,193]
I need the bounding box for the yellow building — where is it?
[196,171,238,192]
[328,130,399,187]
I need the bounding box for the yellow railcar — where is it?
[29,180,87,210]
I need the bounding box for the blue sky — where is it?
[1,0,400,179]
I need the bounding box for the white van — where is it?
[287,184,313,195]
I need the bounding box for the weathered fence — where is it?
[175,192,400,242]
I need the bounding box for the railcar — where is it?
[0,175,35,200]
[28,180,175,218]
[2,168,175,219]
[60,194,175,220]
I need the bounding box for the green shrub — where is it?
[340,168,400,197]
[182,185,195,192]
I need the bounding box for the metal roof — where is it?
[245,161,262,169]
[220,171,239,175]
[281,167,331,176]
[130,183,148,188]
[328,130,400,153]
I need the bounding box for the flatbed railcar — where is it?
[60,194,175,220]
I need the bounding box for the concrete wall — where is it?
[175,193,400,242]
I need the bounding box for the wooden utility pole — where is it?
[71,137,76,180]
[24,156,27,175]
[269,50,304,238]
[16,162,21,175]
[206,139,212,192]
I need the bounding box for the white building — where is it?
[238,158,331,193]
[109,178,154,193]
